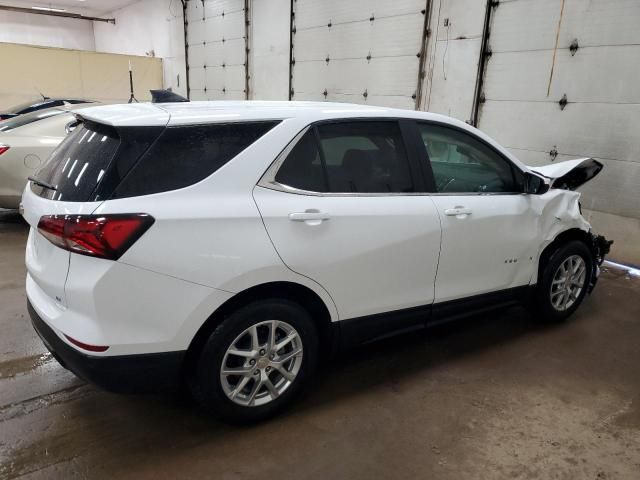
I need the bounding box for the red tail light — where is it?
[0,145,9,156]
[37,214,154,260]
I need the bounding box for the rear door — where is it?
[415,121,540,302]
[254,119,442,323]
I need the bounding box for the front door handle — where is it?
[288,211,331,222]
[444,206,472,216]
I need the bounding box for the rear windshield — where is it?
[32,122,121,201]
[0,108,65,133]
[31,120,279,202]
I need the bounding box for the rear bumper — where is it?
[28,300,185,393]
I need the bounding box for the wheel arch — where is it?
[535,228,594,283]
[183,281,335,376]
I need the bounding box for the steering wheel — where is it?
[437,176,456,192]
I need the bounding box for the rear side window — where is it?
[274,121,414,194]
[32,122,121,201]
[274,130,327,192]
[112,121,278,198]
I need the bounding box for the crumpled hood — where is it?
[529,158,603,190]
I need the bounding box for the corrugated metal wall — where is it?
[290,0,428,108]
[186,0,248,100]
[477,0,640,220]
[183,0,639,223]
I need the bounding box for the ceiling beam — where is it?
[0,4,116,24]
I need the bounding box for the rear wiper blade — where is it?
[28,176,57,191]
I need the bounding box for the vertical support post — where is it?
[288,0,295,100]
[182,0,191,99]
[245,0,251,99]
[470,0,496,127]
[414,0,432,110]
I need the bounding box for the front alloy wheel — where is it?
[535,240,593,322]
[549,254,587,312]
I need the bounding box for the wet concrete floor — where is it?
[1,210,639,479]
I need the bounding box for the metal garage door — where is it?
[185,0,248,100]
[478,0,640,219]
[290,0,429,109]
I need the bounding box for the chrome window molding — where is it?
[257,122,528,198]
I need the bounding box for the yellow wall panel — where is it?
[0,42,163,109]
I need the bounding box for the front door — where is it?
[415,121,540,302]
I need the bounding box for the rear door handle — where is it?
[444,207,472,216]
[288,211,331,222]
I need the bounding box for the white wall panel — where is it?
[420,0,486,122]
[294,15,423,60]
[186,0,247,100]
[294,56,419,99]
[93,0,187,96]
[250,0,290,100]
[426,37,482,121]
[291,0,426,107]
[0,9,95,51]
[294,0,425,28]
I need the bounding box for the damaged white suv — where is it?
[22,101,611,422]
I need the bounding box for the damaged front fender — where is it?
[587,232,614,292]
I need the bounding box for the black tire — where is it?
[190,298,319,423]
[534,240,593,322]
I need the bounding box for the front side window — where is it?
[417,123,522,193]
[274,121,414,194]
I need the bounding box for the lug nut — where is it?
[266,366,271,372]
[259,349,266,356]
[249,359,256,365]
[254,370,259,375]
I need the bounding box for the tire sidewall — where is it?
[194,299,319,423]
[537,240,593,322]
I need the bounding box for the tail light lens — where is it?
[0,145,9,156]
[37,214,154,260]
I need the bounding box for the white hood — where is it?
[529,158,603,190]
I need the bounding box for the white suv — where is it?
[23,101,610,422]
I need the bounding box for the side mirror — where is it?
[524,172,548,194]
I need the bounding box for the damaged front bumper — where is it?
[587,232,613,292]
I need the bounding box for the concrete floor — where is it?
[1,210,639,480]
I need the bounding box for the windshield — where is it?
[0,108,65,133]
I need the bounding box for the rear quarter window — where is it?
[111,121,279,199]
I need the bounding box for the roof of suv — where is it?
[73,101,455,128]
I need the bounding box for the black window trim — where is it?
[258,117,429,196]
[411,119,527,196]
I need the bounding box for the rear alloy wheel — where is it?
[535,240,593,322]
[220,320,303,407]
[192,299,318,423]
